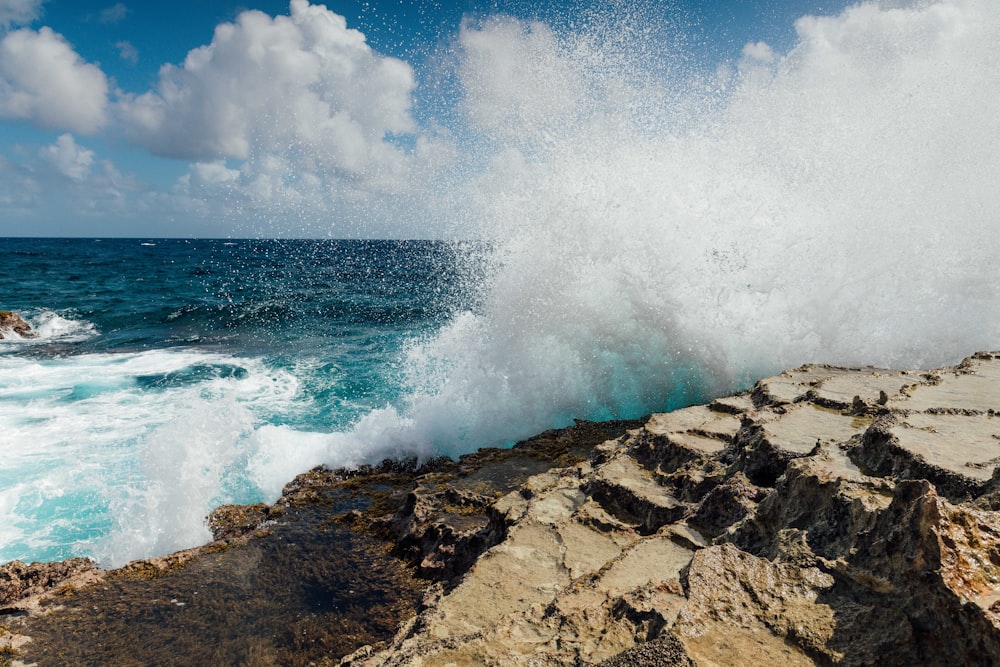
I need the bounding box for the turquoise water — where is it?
[0,238,483,565]
[4,0,1000,570]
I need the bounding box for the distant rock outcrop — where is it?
[0,311,35,339]
[4,352,1000,666]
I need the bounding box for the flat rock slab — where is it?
[888,412,1000,482]
[893,356,1000,413]
[760,404,871,454]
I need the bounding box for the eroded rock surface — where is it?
[0,311,34,339]
[4,353,1000,666]
[341,352,1000,666]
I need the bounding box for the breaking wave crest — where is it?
[6,0,999,567]
[313,0,1000,467]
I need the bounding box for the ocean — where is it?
[3,0,1000,570]
[0,238,486,566]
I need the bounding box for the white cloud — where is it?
[98,2,127,24]
[0,27,109,133]
[741,42,775,63]
[115,39,138,63]
[39,133,95,181]
[735,41,777,83]
[0,0,43,29]
[117,0,440,186]
[189,159,240,186]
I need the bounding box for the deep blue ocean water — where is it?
[0,238,482,566]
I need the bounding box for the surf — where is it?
[313,0,1000,465]
[2,0,998,567]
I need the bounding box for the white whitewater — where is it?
[310,0,1000,467]
[4,0,999,567]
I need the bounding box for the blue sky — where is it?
[0,0,855,238]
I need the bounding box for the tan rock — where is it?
[349,352,1000,666]
[0,311,35,339]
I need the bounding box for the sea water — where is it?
[3,0,1000,567]
[0,238,481,565]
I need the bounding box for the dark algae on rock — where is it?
[7,490,426,666]
[5,353,1000,665]
[0,418,639,666]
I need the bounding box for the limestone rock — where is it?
[674,543,837,665]
[0,558,101,609]
[345,352,1000,666]
[0,310,34,339]
[8,354,1000,666]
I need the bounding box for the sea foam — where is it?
[318,0,1000,464]
[0,349,303,566]
[0,310,96,349]
[5,0,999,567]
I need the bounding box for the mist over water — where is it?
[316,0,1000,465]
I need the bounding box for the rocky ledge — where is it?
[4,352,1000,665]
[0,311,34,340]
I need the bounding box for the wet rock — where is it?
[0,558,100,609]
[207,502,279,541]
[347,352,1000,665]
[0,311,34,339]
[9,354,1000,666]
[382,485,504,579]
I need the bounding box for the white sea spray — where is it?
[315,0,1000,464]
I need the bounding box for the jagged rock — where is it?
[207,502,278,540]
[8,354,1000,666]
[0,310,35,339]
[687,470,767,538]
[0,558,100,608]
[597,632,695,667]
[381,485,504,579]
[728,448,894,560]
[674,543,837,664]
[850,413,1000,500]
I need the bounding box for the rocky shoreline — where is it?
[4,352,1000,665]
[0,312,34,340]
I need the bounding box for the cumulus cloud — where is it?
[0,27,109,133]
[741,41,775,63]
[39,133,95,181]
[0,0,44,29]
[117,0,447,200]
